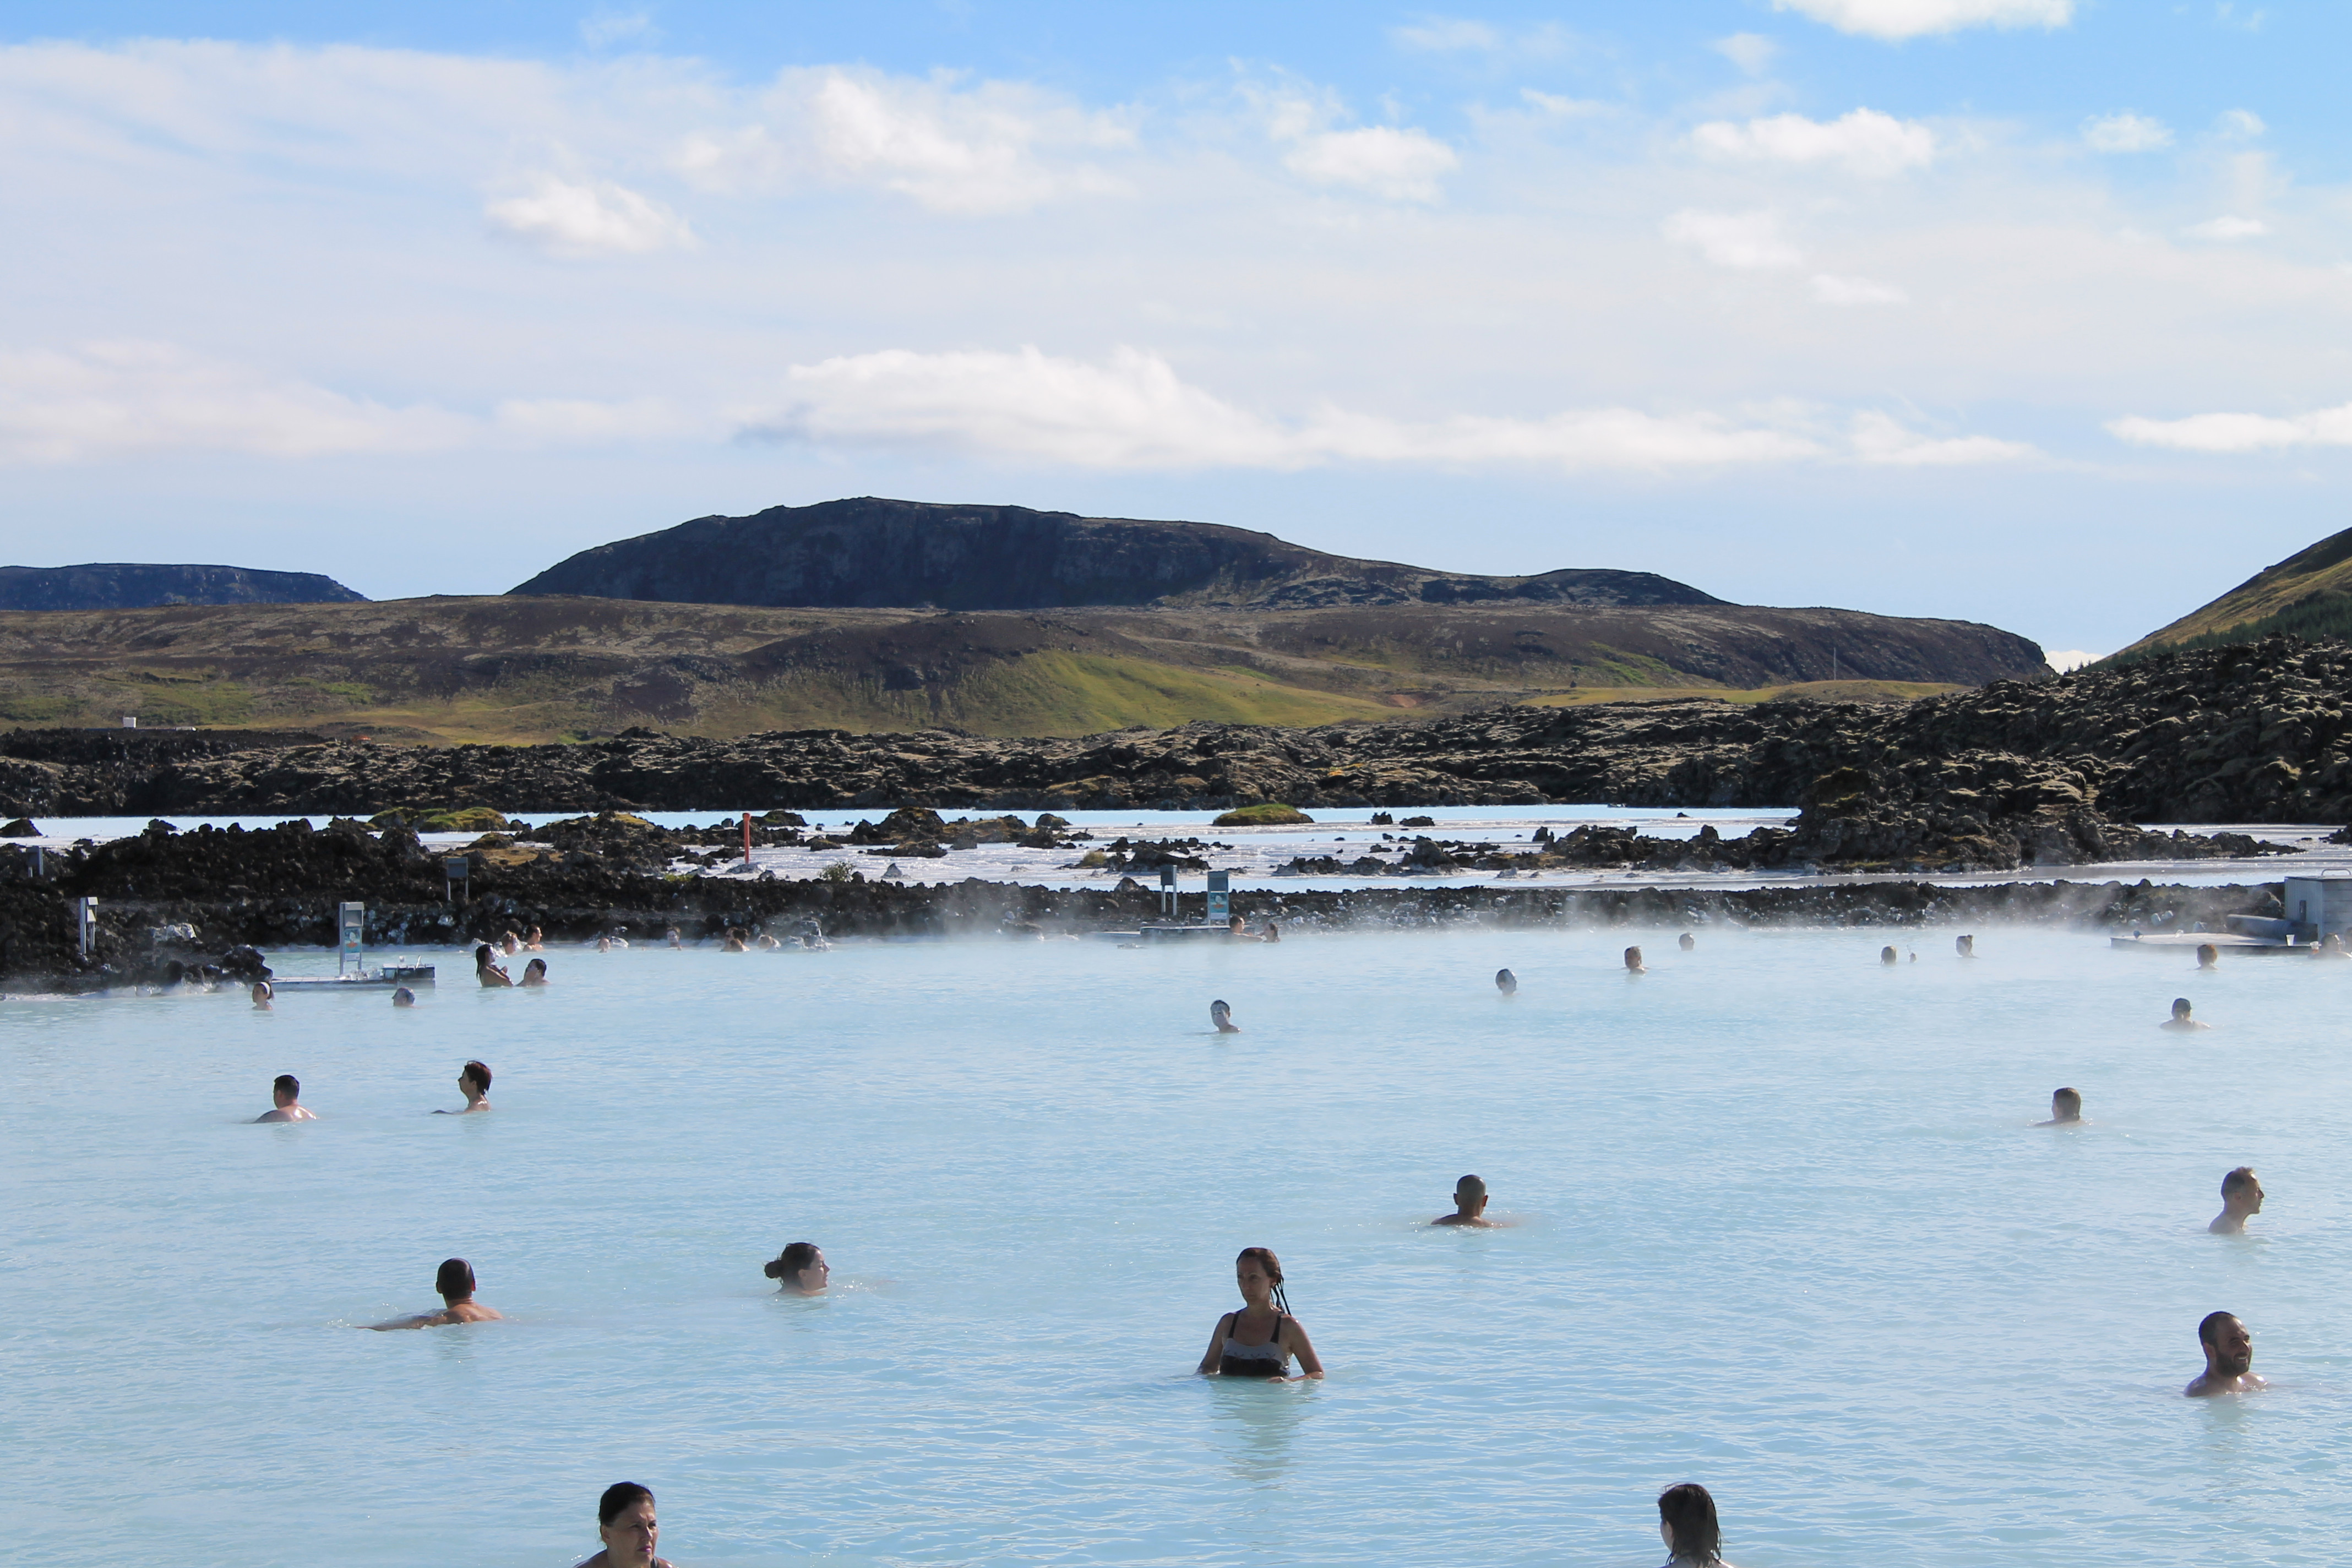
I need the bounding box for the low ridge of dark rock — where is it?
[509,496,1728,612]
[0,563,366,612]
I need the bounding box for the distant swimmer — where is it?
[366,1257,502,1330]
[1956,934,1976,958]
[2035,1087,2084,1126]
[580,1481,671,1568]
[756,932,782,949]
[2184,1311,2266,1397]
[1434,1174,1494,1227]
[1678,932,1695,952]
[2197,942,2219,971]
[2161,997,2211,1032]
[665,927,683,949]
[475,944,513,988]
[392,987,416,1008]
[1211,999,1240,1034]
[250,979,273,1010]
[1195,1246,1323,1380]
[525,925,545,951]
[1880,946,1899,967]
[521,957,548,987]
[434,1060,492,1115]
[2209,1167,2264,1234]
[1625,946,1646,974]
[2317,933,2349,961]
[722,929,747,953]
[595,936,612,952]
[1262,920,1281,943]
[1657,1482,1736,1567]
[764,1242,829,1294]
[500,930,521,956]
[254,1073,314,1123]
[1495,967,1518,995]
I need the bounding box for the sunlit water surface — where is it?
[8,927,2352,1567]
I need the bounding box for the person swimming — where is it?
[366,1257,502,1330]
[525,925,544,951]
[580,1481,671,1568]
[500,930,521,956]
[1956,933,1976,958]
[2196,942,2219,971]
[475,943,513,988]
[1657,1482,1734,1567]
[2035,1087,2083,1126]
[435,1060,492,1114]
[254,1073,314,1123]
[2316,933,2349,961]
[2209,1167,2263,1234]
[1434,1174,1494,1227]
[666,927,683,949]
[1624,946,1646,974]
[756,932,782,949]
[521,957,548,987]
[1678,932,1695,951]
[596,935,613,952]
[721,929,747,953]
[1210,999,1239,1034]
[1495,967,1518,995]
[2161,997,2211,1031]
[764,1242,829,1294]
[1880,945,1899,967]
[2185,1310,2265,1396]
[1195,1246,1322,1380]
[392,987,416,1008]
[1261,920,1281,943]
[250,979,274,1010]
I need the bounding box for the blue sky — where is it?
[5,1,2351,662]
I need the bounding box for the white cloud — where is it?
[1811,273,1909,305]
[1663,209,1803,270]
[2182,215,2267,241]
[2082,112,2171,153]
[743,345,1825,471]
[0,342,470,463]
[1692,109,1935,178]
[579,11,659,48]
[2216,108,2266,140]
[1848,411,2035,464]
[2044,649,2099,672]
[2107,402,2352,453]
[1282,125,1458,201]
[1390,17,1501,52]
[1714,33,1782,75]
[676,67,1133,215]
[1771,0,2072,40]
[484,175,695,256]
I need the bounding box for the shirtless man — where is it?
[1625,946,1646,974]
[2035,1087,2083,1126]
[1434,1174,1495,1227]
[2185,1311,2266,1397]
[367,1258,502,1330]
[254,1074,315,1123]
[2161,997,2211,1032]
[434,1060,492,1115]
[1210,999,1240,1034]
[2209,1167,2263,1234]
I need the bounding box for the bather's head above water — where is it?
[1657,1481,1724,1566]
[1624,946,1646,973]
[2043,1087,2082,1125]
[2196,942,2219,970]
[255,1072,313,1121]
[2162,997,2211,1031]
[1956,934,1976,958]
[1880,945,1899,967]
[1678,932,1695,951]
[1210,999,1239,1033]
[1495,967,1517,995]
[1435,1173,1492,1226]
[2187,1310,2263,1396]
[591,1482,663,1568]
[2210,1166,2263,1234]
[250,979,273,1009]
[392,987,416,1008]
[765,1241,828,1294]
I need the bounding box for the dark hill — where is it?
[508,497,1726,612]
[0,563,366,612]
[2115,524,2352,660]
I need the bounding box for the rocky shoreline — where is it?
[0,815,2286,992]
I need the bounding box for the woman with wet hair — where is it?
[436,1061,492,1114]
[367,1257,502,1330]
[474,943,513,988]
[764,1242,829,1294]
[1656,1482,1733,1566]
[579,1482,671,1568]
[1196,1246,1322,1380]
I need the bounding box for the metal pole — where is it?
[742,810,753,865]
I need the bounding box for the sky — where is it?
[5,2,2352,663]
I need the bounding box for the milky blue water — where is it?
[8,926,2352,1567]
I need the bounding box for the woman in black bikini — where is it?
[1195,1246,1323,1380]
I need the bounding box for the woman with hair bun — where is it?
[1195,1246,1322,1380]
[578,1481,670,1568]
[1656,1482,1733,1566]
[764,1242,829,1294]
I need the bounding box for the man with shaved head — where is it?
[2185,1311,2266,1397]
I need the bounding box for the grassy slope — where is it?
[2119,525,2352,657]
[0,596,2016,743]
[1526,679,1967,708]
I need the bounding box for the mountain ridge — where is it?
[0,563,366,612]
